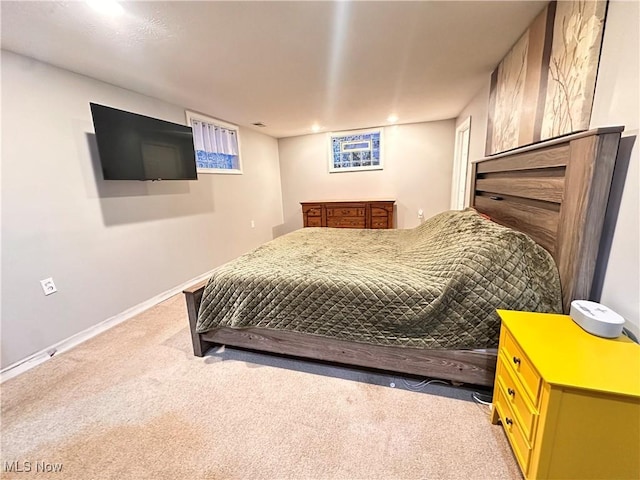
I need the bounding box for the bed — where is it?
[184,127,623,386]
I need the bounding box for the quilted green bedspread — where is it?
[197,209,562,349]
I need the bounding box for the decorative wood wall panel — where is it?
[486,1,607,155]
[540,0,608,140]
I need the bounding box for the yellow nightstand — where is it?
[491,310,640,479]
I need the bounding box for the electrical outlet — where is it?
[40,278,57,296]
[418,209,424,219]
[251,220,255,228]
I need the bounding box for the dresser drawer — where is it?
[305,207,322,217]
[501,328,541,406]
[496,355,538,441]
[306,216,322,227]
[371,207,389,216]
[371,217,389,229]
[494,382,532,474]
[327,217,365,228]
[326,207,365,217]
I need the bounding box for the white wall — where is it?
[277,121,455,233]
[454,0,639,335]
[1,51,284,368]
[455,80,491,166]
[589,0,639,337]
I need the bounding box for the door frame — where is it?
[451,117,472,210]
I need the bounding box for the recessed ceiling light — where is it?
[252,122,267,128]
[86,0,124,16]
[311,124,321,133]
[387,115,399,123]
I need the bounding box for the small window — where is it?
[328,128,383,173]
[185,111,242,174]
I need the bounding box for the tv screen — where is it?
[90,103,198,181]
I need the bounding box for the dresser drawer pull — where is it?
[505,417,513,426]
[512,356,521,365]
[507,388,516,397]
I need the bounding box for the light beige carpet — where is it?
[1,295,521,479]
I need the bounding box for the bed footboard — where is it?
[183,281,213,356]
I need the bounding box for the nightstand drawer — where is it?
[496,355,538,441]
[501,328,541,406]
[494,382,532,474]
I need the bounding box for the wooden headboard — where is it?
[469,126,624,313]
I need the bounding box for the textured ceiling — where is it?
[1,1,547,138]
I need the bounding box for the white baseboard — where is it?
[1,270,216,383]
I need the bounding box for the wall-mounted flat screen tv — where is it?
[90,103,198,181]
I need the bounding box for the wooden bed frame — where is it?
[184,127,623,387]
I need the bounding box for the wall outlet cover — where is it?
[40,278,57,296]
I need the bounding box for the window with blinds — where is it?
[185,111,242,174]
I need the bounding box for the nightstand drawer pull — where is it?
[505,417,513,426]
[513,356,521,365]
[508,388,515,397]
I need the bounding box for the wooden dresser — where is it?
[301,200,395,229]
[492,310,640,479]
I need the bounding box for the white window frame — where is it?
[451,117,471,209]
[185,110,242,175]
[328,128,384,173]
